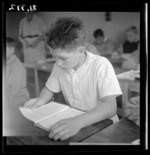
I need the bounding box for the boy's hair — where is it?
[93,29,104,38]
[46,17,86,50]
[6,37,16,47]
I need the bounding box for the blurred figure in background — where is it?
[122,43,140,70]
[111,26,140,70]
[117,26,140,59]
[126,95,140,145]
[6,37,30,105]
[4,37,30,136]
[93,28,115,57]
[126,96,140,127]
[18,12,47,64]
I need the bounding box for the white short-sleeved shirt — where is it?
[19,15,47,37]
[46,51,122,122]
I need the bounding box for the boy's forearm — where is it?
[37,86,54,104]
[77,101,117,129]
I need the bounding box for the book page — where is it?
[19,99,69,123]
[36,107,85,131]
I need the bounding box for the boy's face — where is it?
[6,46,15,59]
[50,46,84,70]
[95,36,104,44]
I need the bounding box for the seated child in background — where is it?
[117,26,140,60]
[25,16,122,141]
[6,37,30,106]
[4,37,30,136]
[121,43,140,70]
[122,45,140,70]
[93,28,115,57]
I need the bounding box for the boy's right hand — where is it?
[24,98,45,109]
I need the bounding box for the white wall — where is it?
[6,12,140,46]
[41,12,140,45]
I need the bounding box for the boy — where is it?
[93,28,115,57]
[4,37,30,136]
[25,17,122,141]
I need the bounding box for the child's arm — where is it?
[76,95,117,127]
[49,95,117,141]
[24,86,54,109]
[105,39,115,54]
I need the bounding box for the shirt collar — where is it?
[68,50,91,74]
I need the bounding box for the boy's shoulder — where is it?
[87,51,110,68]
[87,51,108,63]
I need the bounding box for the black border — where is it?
[1,1,147,153]
[3,2,144,12]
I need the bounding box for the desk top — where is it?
[81,117,140,144]
[5,101,113,145]
[6,119,113,145]
[117,70,140,93]
[24,61,54,72]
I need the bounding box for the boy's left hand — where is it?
[48,117,82,141]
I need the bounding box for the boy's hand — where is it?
[48,117,82,141]
[24,98,45,109]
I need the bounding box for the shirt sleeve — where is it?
[97,58,122,99]
[45,63,61,93]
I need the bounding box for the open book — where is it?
[19,98,85,131]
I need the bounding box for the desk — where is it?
[117,71,140,117]
[24,62,54,97]
[5,101,113,145]
[6,119,113,145]
[81,117,140,144]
